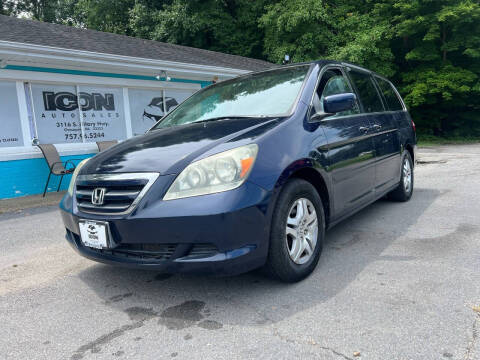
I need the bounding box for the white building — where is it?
[0,15,272,199]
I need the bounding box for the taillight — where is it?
[411,119,416,132]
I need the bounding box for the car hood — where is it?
[81,117,281,175]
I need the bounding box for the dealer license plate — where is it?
[79,220,109,249]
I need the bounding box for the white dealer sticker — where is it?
[79,221,108,249]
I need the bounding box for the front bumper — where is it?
[60,180,274,276]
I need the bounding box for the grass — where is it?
[417,135,480,147]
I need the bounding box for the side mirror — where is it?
[309,92,357,122]
[323,93,356,114]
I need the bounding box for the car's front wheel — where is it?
[265,179,325,282]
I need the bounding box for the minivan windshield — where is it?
[151,65,311,129]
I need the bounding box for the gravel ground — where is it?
[0,144,479,360]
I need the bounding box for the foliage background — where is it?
[2,0,479,138]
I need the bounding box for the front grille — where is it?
[76,184,144,213]
[89,243,176,261]
[75,173,159,215]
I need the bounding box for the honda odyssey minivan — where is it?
[60,61,416,282]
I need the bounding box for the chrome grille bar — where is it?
[75,172,159,215]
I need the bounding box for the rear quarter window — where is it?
[376,77,404,111]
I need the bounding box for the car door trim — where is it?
[317,131,380,151]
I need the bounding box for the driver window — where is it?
[312,69,360,117]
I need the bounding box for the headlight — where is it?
[163,144,258,200]
[67,158,90,196]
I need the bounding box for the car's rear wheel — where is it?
[388,151,414,202]
[265,179,325,282]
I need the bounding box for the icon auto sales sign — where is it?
[31,84,126,144]
[43,91,115,112]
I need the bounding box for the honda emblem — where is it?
[91,188,106,206]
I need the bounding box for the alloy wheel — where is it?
[403,158,412,193]
[285,198,318,265]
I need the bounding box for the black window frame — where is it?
[372,75,405,112]
[307,65,360,121]
[344,66,386,114]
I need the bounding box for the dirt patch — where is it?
[0,191,65,214]
[416,159,447,165]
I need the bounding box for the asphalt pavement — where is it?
[1,144,479,360]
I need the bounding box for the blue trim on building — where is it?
[4,65,213,87]
[0,153,94,199]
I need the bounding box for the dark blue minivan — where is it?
[60,61,416,282]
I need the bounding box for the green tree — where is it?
[72,0,135,34]
[0,0,12,15]
[130,0,269,59]
[46,0,268,59]
[2,0,78,23]
[260,0,480,137]
[10,0,480,137]
[260,0,395,75]
[14,0,58,22]
[385,0,480,136]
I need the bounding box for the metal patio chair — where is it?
[96,140,118,152]
[36,144,77,197]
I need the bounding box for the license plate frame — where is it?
[79,220,110,249]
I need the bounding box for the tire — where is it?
[265,179,325,283]
[388,151,414,202]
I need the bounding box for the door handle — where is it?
[372,124,382,131]
[359,126,369,133]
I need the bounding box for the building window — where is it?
[30,83,82,144]
[29,83,128,144]
[128,88,194,136]
[128,88,165,136]
[1,81,198,148]
[77,85,127,142]
[0,81,24,147]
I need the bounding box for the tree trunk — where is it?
[442,24,447,63]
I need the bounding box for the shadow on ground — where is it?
[77,188,441,330]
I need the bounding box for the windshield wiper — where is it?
[191,115,280,125]
[150,115,276,132]
[193,115,273,124]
